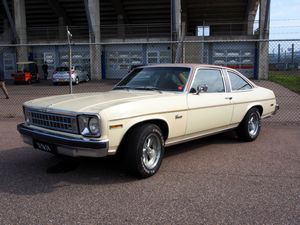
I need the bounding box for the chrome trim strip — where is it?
[109,109,187,122]
[165,124,239,147]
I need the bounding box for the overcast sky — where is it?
[269,0,300,39]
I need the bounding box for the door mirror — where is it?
[196,85,208,94]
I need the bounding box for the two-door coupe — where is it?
[18,64,279,177]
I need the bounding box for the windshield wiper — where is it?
[114,85,162,93]
[113,85,132,90]
[133,86,162,93]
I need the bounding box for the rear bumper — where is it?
[52,76,76,83]
[17,123,109,157]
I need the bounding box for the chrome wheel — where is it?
[124,123,165,177]
[142,134,162,170]
[248,112,260,137]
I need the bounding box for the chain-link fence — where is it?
[0,39,299,123]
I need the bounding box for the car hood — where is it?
[24,90,167,114]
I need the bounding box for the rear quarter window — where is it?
[228,71,252,91]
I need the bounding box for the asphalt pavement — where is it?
[0,118,299,225]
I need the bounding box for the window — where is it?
[191,69,225,93]
[197,26,210,36]
[228,71,252,91]
[115,67,191,92]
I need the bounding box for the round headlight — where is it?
[88,117,100,135]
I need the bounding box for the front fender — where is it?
[107,114,170,154]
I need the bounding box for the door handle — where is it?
[175,114,183,119]
[225,97,232,100]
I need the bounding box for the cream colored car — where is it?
[18,64,279,177]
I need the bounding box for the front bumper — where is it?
[17,123,109,157]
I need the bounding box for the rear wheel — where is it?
[236,107,261,142]
[123,124,165,178]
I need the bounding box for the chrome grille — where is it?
[28,110,78,134]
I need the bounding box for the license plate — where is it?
[34,141,56,153]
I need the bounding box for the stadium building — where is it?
[0,0,270,80]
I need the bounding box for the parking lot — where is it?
[0,80,299,224]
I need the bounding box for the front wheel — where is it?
[74,77,79,85]
[236,107,261,142]
[124,124,165,178]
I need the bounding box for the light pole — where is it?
[66,26,73,94]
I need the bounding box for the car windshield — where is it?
[114,67,191,92]
[56,67,69,72]
[17,63,35,73]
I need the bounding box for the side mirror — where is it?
[196,85,208,95]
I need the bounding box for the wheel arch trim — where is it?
[113,116,170,153]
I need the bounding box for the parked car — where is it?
[11,61,40,84]
[52,65,89,85]
[18,64,279,178]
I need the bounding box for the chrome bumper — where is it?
[17,123,109,157]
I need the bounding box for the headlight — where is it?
[78,115,100,137]
[23,107,30,125]
[89,117,100,135]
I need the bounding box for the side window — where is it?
[228,71,252,91]
[190,69,225,93]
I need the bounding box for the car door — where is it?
[186,68,233,135]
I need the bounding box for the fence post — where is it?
[66,26,73,94]
[277,44,281,63]
[291,43,294,64]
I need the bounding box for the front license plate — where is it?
[34,141,56,153]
